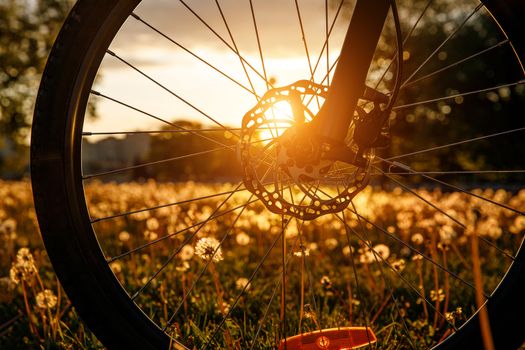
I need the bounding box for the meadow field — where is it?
[1,179,524,349]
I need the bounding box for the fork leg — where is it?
[313,0,391,142]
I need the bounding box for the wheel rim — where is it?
[32,0,525,349]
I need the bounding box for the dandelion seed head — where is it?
[110,262,122,274]
[144,230,158,241]
[176,261,190,272]
[324,238,338,250]
[195,237,223,262]
[235,277,251,291]
[411,233,424,245]
[235,232,251,246]
[320,275,332,289]
[146,217,160,231]
[179,245,195,261]
[118,230,131,242]
[293,248,310,257]
[392,258,406,272]
[35,289,58,309]
[373,244,390,260]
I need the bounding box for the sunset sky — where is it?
[85,0,353,136]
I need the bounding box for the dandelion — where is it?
[411,233,424,245]
[412,254,423,261]
[144,230,158,241]
[324,238,338,250]
[320,275,332,289]
[195,237,223,262]
[9,248,37,284]
[359,249,375,264]
[430,288,445,302]
[308,242,318,252]
[217,301,230,315]
[110,262,122,274]
[16,247,34,266]
[293,248,310,257]
[342,245,354,257]
[35,289,58,310]
[392,258,406,272]
[9,266,23,285]
[439,225,456,244]
[118,230,131,242]
[235,277,251,291]
[176,261,190,272]
[146,217,160,231]
[2,218,16,233]
[373,244,390,260]
[235,232,251,246]
[179,245,195,261]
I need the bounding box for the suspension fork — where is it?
[313,0,391,143]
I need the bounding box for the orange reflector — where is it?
[278,327,377,350]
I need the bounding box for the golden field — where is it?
[1,180,524,349]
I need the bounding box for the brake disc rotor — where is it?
[239,80,371,220]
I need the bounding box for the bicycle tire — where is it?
[31,0,525,349]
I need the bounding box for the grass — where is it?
[0,179,524,349]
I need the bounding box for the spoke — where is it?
[310,183,487,296]
[83,146,233,180]
[178,0,273,87]
[337,211,457,332]
[377,157,525,217]
[130,181,245,300]
[248,0,270,90]
[204,220,289,348]
[373,0,434,90]
[402,39,510,89]
[250,218,306,349]
[130,12,258,98]
[338,189,373,345]
[206,188,311,347]
[344,205,489,298]
[345,203,417,349]
[401,3,483,86]
[83,136,273,180]
[106,196,260,263]
[294,0,314,82]
[375,165,516,260]
[393,79,525,110]
[91,90,235,148]
[378,166,463,227]
[308,0,345,83]
[325,0,329,86]
[105,49,240,138]
[371,170,525,176]
[214,0,259,101]
[170,193,255,335]
[93,185,247,224]
[163,168,284,327]
[82,126,287,137]
[385,126,525,161]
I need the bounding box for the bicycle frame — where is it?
[313,0,391,142]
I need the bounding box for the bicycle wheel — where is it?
[31,0,525,349]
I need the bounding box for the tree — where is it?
[0,0,72,176]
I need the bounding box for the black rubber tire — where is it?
[30,0,525,349]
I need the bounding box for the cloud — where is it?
[108,0,351,62]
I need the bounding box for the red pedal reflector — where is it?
[278,327,377,350]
